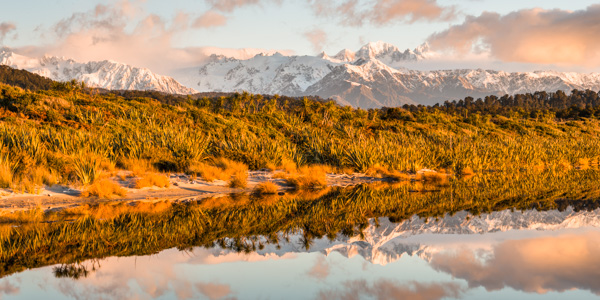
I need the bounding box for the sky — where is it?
[1,0,600,75]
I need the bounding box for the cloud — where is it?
[307,256,330,279]
[0,22,17,43]
[207,0,262,12]
[193,11,228,28]
[304,29,328,52]
[195,282,234,300]
[0,280,20,296]
[318,280,465,300]
[371,0,456,24]
[427,5,600,67]
[310,0,456,26]
[430,231,600,294]
[11,0,291,75]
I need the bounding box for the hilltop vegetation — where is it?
[0,66,599,192]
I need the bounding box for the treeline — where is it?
[396,89,600,120]
[0,65,54,91]
[2,64,600,121]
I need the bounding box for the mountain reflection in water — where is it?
[1,171,600,299]
[1,208,599,299]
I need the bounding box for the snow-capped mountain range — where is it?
[3,42,600,108]
[212,207,600,266]
[0,48,195,95]
[175,41,600,108]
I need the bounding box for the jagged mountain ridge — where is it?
[210,207,600,266]
[177,41,600,108]
[0,49,196,95]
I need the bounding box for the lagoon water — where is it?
[2,206,599,300]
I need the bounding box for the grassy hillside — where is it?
[0,68,599,192]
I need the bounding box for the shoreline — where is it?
[0,170,401,213]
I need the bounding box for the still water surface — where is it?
[1,206,599,300]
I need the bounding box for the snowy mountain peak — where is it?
[356,41,400,59]
[317,51,331,60]
[0,49,196,95]
[334,49,356,62]
[414,42,431,55]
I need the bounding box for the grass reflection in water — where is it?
[1,169,600,279]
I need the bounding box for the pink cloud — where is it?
[0,22,17,43]
[430,231,600,294]
[304,29,328,52]
[193,11,228,28]
[310,0,456,26]
[195,282,234,300]
[307,256,330,279]
[427,5,600,67]
[318,280,465,300]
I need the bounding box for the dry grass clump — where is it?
[120,158,154,177]
[460,167,475,176]
[333,166,355,175]
[187,162,229,182]
[81,178,127,198]
[254,181,279,194]
[418,171,449,186]
[366,165,411,181]
[284,165,328,189]
[188,158,248,186]
[134,173,170,189]
[279,159,297,173]
[577,158,590,170]
[229,169,248,188]
[0,163,13,188]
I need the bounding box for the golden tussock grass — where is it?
[577,158,590,170]
[460,167,475,176]
[286,187,332,201]
[228,169,248,188]
[252,194,280,206]
[0,163,13,188]
[254,181,279,194]
[272,171,288,179]
[188,158,248,184]
[554,159,573,171]
[100,159,117,172]
[333,166,355,175]
[134,173,170,189]
[279,159,297,173]
[81,178,127,198]
[0,207,44,224]
[366,165,411,181]
[188,162,228,182]
[199,195,251,210]
[419,171,444,182]
[284,165,328,189]
[120,158,154,177]
[61,201,173,219]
